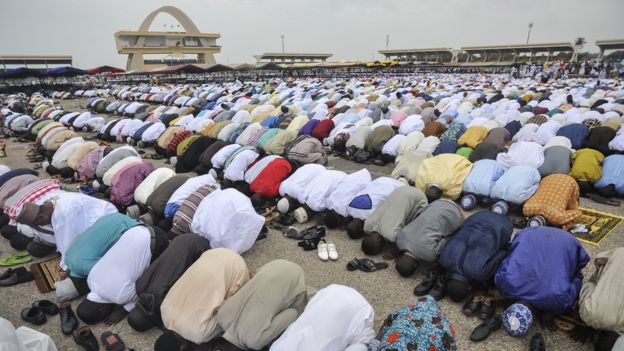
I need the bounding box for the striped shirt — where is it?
[171,185,218,236]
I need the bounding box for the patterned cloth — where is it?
[377,295,457,351]
[166,131,193,154]
[582,118,602,130]
[4,179,60,225]
[503,303,533,336]
[171,185,218,236]
[523,174,582,227]
[527,114,549,126]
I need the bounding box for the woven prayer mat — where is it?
[573,208,623,245]
[29,255,63,294]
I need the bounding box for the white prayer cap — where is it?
[277,198,290,214]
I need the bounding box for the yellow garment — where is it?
[457,126,488,149]
[67,141,99,170]
[176,134,200,156]
[250,105,275,123]
[208,121,232,139]
[602,118,621,132]
[416,153,473,200]
[168,115,185,127]
[285,116,309,133]
[201,123,218,137]
[392,150,431,183]
[264,130,297,155]
[569,148,604,183]
[157,126,184,149]
[523,174,581,227]
[161,248,249,344]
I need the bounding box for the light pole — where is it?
[386,34,389,50]
[526,22,534,45]
[281,34,285,53]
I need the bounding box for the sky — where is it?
[1,0,622,68]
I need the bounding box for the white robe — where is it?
[325,169,372,217]
[279,164,326,199]
[86,226,152,311]
[0,317,57,351]
[211,144,242,169]
[191,189,265,254]
[300,170,347,212]
[50,192,118,270]
[270,284,375,351]
[224,149,259,182]
[346,177,404,220]
[166,174,218,208]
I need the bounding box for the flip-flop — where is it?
[0,251,33,266]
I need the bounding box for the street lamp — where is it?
[526,22,534,45]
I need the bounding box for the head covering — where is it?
[15,202,41,226]
[503,303,533,336]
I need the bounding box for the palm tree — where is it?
[575,37,587,46]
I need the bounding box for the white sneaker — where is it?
[326,241,338,261]
[317,240,329,261]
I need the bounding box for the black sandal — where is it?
[360,258,389,272]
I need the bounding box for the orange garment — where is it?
[523,174,582,227]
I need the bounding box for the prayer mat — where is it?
[572,208,623,245]
[554,310,587,333]
[29,255,63,294]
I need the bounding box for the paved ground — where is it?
[1,99,621,351]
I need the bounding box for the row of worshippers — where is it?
[2,168,624,350]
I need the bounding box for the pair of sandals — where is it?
[346,258,389,272]
[0,251,32,267]
[283,225,326,241]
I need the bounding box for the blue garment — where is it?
[0,168,38,188]
[440,122,466,142]
[463,160,506,197]
[495,227,589,314]
[261,116,280,129]
[439,211,513,283]
[164,203,181,218]
[298,119,320,136]
[376,295,457,351]
[64,213,139,278]
[594,154,624,195]
[557,124,590,150]
[504,120,522,138]
[133,122,153,140]
[433,140,459,155]
[490,165,540,204]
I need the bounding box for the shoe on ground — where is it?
[530,332,546,351]
[33,300,59,315]
[0,267,33,286]
[326,242,338,261]
[462,294,484,317]
[73,327,99,351]
[317,240,329,261]
[21,306,46,325]
[413,269,440,296]
[477,295,496,320]
[428,273,447,301]
[470,314,502,342]
[60,301,79,335]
